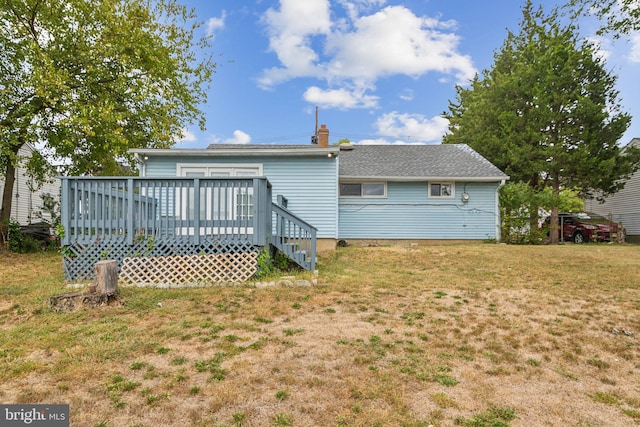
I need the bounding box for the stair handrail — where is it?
[271,202,317,270]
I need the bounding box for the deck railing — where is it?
[59,176,316,281]
[60,176,271,247]
[271,202,317,271]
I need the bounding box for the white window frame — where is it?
[339,182,387,198]
[176,164,262,235]
[181,169,209,221]
[429,181,455,199]
[177,163,263,177]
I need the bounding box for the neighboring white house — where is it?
[584,138,640,243]
[0,143,60,225]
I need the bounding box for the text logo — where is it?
[1,405,69,426]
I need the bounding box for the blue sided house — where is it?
[59,125,508,284]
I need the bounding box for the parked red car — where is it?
[552,212,619,243]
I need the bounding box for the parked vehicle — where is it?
[552,212,619,243]
[19,222,56,249]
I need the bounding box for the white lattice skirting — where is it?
[119,253,258,286]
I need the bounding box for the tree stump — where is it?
[96,260,118,295]
[49,291,111,312]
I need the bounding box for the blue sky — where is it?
[176,0,640,148]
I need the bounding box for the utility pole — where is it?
[312,106,319,145]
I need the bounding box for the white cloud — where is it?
[586,31,640,64]
[629,33,640,63]
[224,130,252,144]
[258,0,331,88]
[585,36,612,61]
[303,86,378,109]
[399,88,414,101]
[207,11,226,36]
[336,0,387,21]
[258,1,476,109]
[263,0,331,37]
[175,128,197,145]
[324,6,473,83]
[374,112,449,143]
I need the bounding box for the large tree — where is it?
[0,0,215,223]
[443,0,640,243]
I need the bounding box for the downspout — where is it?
[14,171,20,223]
[495,179,506,242]
[134,153,146,177]
[28,176,33,224]
[334,153,339,244]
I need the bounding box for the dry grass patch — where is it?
[0,244,639,426]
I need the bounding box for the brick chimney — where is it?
[317,124,329,148]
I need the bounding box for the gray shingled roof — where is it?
[338,144,508,180]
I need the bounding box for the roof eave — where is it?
[339,175,510,182]
[130,147,340,157]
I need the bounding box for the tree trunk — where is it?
[549,205,559,244]
[96,260,118,295]
[0,140,25,224]
[528,173,540,238]
[549,174,561,244]
[1,155,17,224]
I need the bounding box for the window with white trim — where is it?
[429,182,454,198]
[339,182,386,198]
[177,164,261,222]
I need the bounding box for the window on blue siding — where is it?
[340,182,386,197]
[429,182,454,198]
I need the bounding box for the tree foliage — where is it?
[335,138,352,146]
[0,0,215,222]
[568,0,640,37]
[499,182,548,244]
[443,1,639,243]
[500,182,584,244]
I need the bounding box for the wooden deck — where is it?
[60,177,316,283]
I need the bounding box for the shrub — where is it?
[6,219,23,252]
[254,248,300,279]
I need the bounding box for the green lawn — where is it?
[1,244,639,426]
